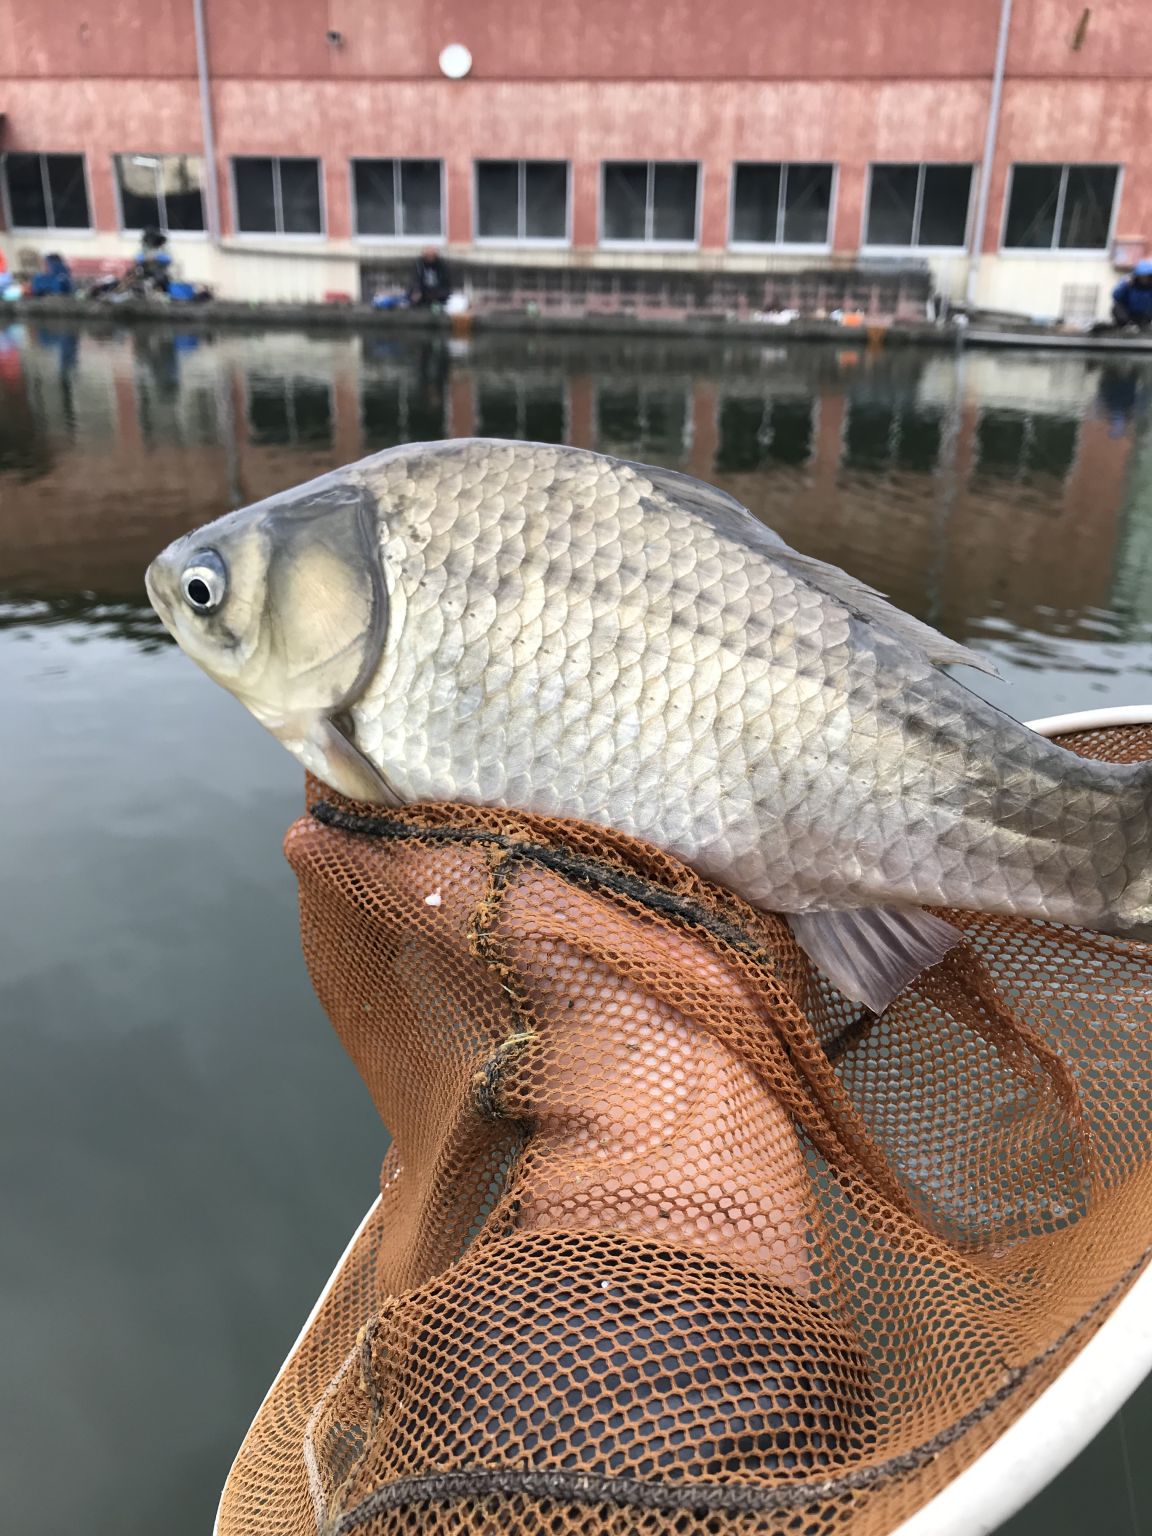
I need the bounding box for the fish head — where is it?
[145,472,390,790]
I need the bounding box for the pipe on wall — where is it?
[966,0,1014,307]
[192,0,221,240]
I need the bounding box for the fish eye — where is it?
[180,551,227,614]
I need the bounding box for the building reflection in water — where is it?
[3,323,1152,664]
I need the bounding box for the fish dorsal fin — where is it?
[624,457,999,680]
[772,548,1000,677]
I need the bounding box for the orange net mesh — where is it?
[217,725,1152,1536]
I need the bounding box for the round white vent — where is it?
[439,43,472,79]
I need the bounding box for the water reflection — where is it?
[246,369,333,447]
[596,382,691,464]
[3,322,1152,685]
[716,395,814,470]
[5,321,1152,1536]
[974,408,1079,485]
[0,595,174,650]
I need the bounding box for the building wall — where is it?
[0,0,1148,313]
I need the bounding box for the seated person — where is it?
[409,247,452,307]
[1112,259,1152,329]
[30,252,73,297]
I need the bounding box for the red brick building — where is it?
[0,0,1147,316]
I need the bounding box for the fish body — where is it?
[146,439,1152,1008]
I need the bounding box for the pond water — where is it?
[2,319,1151,1535]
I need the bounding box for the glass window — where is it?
[1059,165,1117,249]
[279,158,322,234]
[3,152,89,229]
[352,159,442,239]
[354,160,396,236]
[115,154,205,233]
[603,162,648,241]
[732,165,781,244]
[781,164,834,244]
[524,162,567,239]
[1004,164,1119,250]
[233,157,322,235]
[866,165,920,246]
[602,161,699,244]
[477,162,519,238]
[1003,166,1061,248]
[4,154,48,227]
[866,163,973,248]
[401,161,442,236]
[233,158,279,233]
[652,164,698,241]
[731,163,833,245]
[476,161,568,241]
[917,166,973,247]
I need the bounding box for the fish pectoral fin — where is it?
[311,715,403,807]
[785,907,963,1014]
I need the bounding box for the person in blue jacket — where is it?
[30,252,73,297]
[1112,259,1152,329]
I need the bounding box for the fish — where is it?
[145,438,1152,1013]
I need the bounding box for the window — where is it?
[353,159,443,239]
[115,154,205,233]
[865,164,973,248]
[1003,164,1119,251]
[476,377,566,440]
[730,163,834,246]
[3,152,90,229]
[247,371,332,445]
[843,400,945,474]
[974,408,1079,485]
[596,384,690,462]
[602,162,699,245]
[361,370,446,448]
[716,395,815,471]
[233,157,322,235]
[476,161,568,242]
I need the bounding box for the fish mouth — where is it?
[144,552,177,632]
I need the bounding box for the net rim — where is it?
[887,702,1152,1536]
[213,704,1152,1536]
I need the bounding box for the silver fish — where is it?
[145,439,1152,1011]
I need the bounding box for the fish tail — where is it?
[1095,755,1152,936]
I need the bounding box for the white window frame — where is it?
[112,153,208,239]
[0,150,94,234]
[230,155,327,240]
[350,157,446,243]
[599,160,701,251]
[472,159,571,248]
[998,162,1123,258]
[860,161,976,255]
[727,162,837,253]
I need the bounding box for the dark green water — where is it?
[2,320,1152,1535]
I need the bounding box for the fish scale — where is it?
[146,437,1152,1009]
[342,446,1107,923]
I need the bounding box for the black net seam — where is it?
[309,803,785,972]
[330,1246,1151,1528]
